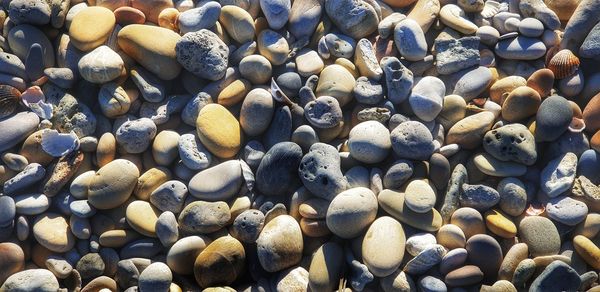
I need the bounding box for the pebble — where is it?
[435,36,481,75]
[348,121,391,164]
[196,104,242,159]
[298,143,347,200]
[324,0,379,39]
[33,212,75,253]
[176,29,228,81]
[536,95,573,142]
[308,241,344,291]
[362,216,406,277]
[150,180,188,213]
[0,269,59,292]
[177,3,221,34]
[465,234,503,279]
[178,201,230,234]
[3,162,45,195]
[519,216,561,257]
[239,55,272,85]
[546,196,588,226]
[394,19,428,62]
[117,24,182,80]
[115,118,157,154]
[445,265,484,287]
[219,5,255,44]
[88,159,139,210]
[404,244,446,275]
[256,141,303,196]
[529,261,581,291]
[485,209,517,238]
[406,233,437,257]
[0,242,25,284]
[261,0,291,30]
[446,111,495,149]
[473,152,528,177]
[193,236,245,288]
[495,36,546,60]
[497,177,528,217]
[0,112,40,152]
[256,215,303,272]
[14,193,50,215]
[138,262,172,292]
[390,121,435,160]
[78,45,124,84]
[540,152,578,197]
[460,183,500,211]
[69,7,115,52]
[409,77,445,121]
[188,160,242,201]
[379,189,443,231]
[404,179,437,213]
[326,187,378,238]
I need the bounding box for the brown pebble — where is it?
[114,6,146,26]
[526,69,554,98]
[501,86,541,122]
[445,265,484,287]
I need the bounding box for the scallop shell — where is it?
[480,0,501,18]
[41,130,80,157]
[547,49,580,79]
[0,85,22,119]
[403,244,447,274]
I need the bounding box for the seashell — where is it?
[568,117,586,133]
[20,86,45,106]
[547,49,580,79]
[0,85,22,119]
[525,203,545,216]
[403,244,447,274]
[29,100,54,120]
[480,0,501,18]
[41,130,80,157]
[270,78,294,106]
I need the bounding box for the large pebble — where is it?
[403,244,446,274]
[394,19,428,62]
[518,216,561,257]
[117,24,182,80]
[348,121,391,164]
[115,118,157,154]
[260,0,291,30]
[8,25,54,68]
[139,262,172,292]
[196,104,242,159]
[0,242,25,284]
[390,121,435,160]
[316,64,356,106]
[78,45,124,84]
[177,3,221,34]
[299,143,347,200]
[536,95,573,142]
[405,180,437,213]
[546,196,588,226]
[483,124,537,165]
[256,215,303,272]
[69,7,115,51]
[529,261,581,291]
[88,159,139,209]
[540,152,578,197]
[176,30,228,81]
[240,88,275,136]
[8,0,51,25]
[188,160,242,201]
[465,234,503,279]
[446,111,495,149]
[0,112,40,152]
[326,187,378,238]
[409,77,445,121]
[194,236,245,288]
[382,57,413,104]
[378,189,443,232]
[33,213,75,252]
[178,201,230,234]
[256,141,303,196]
[495,36,546,60]
[0,269,59,292]
[324,0,379,39]
[362,216,406,277]
[219,5,255,44]
[308,242,344,291]
[178,133,212,170]
[167,235,210,275]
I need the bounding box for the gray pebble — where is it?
[497,177,527,217]
[320,33,356,59]
[182,91,212,126]
[0,196,16,227]
[150,180,188,213]
[0,52,27,79]
[69,215,91,239]
[188,160,243,201]
[291,125,319,153]
[99,247,120,277]
[390,121,435,160]
[353,77,384,105]
[9,0,51,25]
[483,124,537,166]
[418,276,447,292]
[14,193,50,215]
[409,77,446,122]
[69,200,96,218]
[256,141,303,196]
[177,2,221,34]
[46,255,73,279]
[546,196,588,226]
[242,140,266,170]
[139,94,189,125]
[178,133,212,171]
[382,57,414,104]
[176,29,229,81]
[304,96,343,129]
[177,201,230,234]
[138,262,172,292]
[76,253,105,279]
[434,36,480,75]
[115,118,157,154]
[518,18,544,37]
[156,211,179,247]
[460,183,500,211]
[79,136,98,152]
[52,93,97,137]
[120,239,163,259]
[263,106,293,149]
[541,152,578,198]
[26,43,46,81]
[299,143,348,200]
[394,19,427,62]
[130,66,166,103]
[495,36,546,60]
[3,163,45,195]
[232,209,265,243]
[261,0,291,30]
[383,159,414,190]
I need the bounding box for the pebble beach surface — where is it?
[1,0,600,291]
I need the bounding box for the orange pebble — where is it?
[114,6,146,26]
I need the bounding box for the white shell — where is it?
[42,130,80,157]
[29,100,54,120]
[480,0,501,18]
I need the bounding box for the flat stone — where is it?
[460,183,500,211]
[473,152,527,177]
[188,160,242,201]
[178,201,230,234]
[530,261,581,291]
[326,187,378,238]
[546,196,588,226]
[363,216,406,277]
[378,189,443,232]
[394,19,428,61]
[540,152,578,197]
[0,269,59,292]
[519,216,561,257]
[177,2,221,34]
[324,0,378,39]
[409,77,445,121]
[33,212,75,253]
[495,36,546,60]
[0,112,40,152]
[435,36,480,75]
